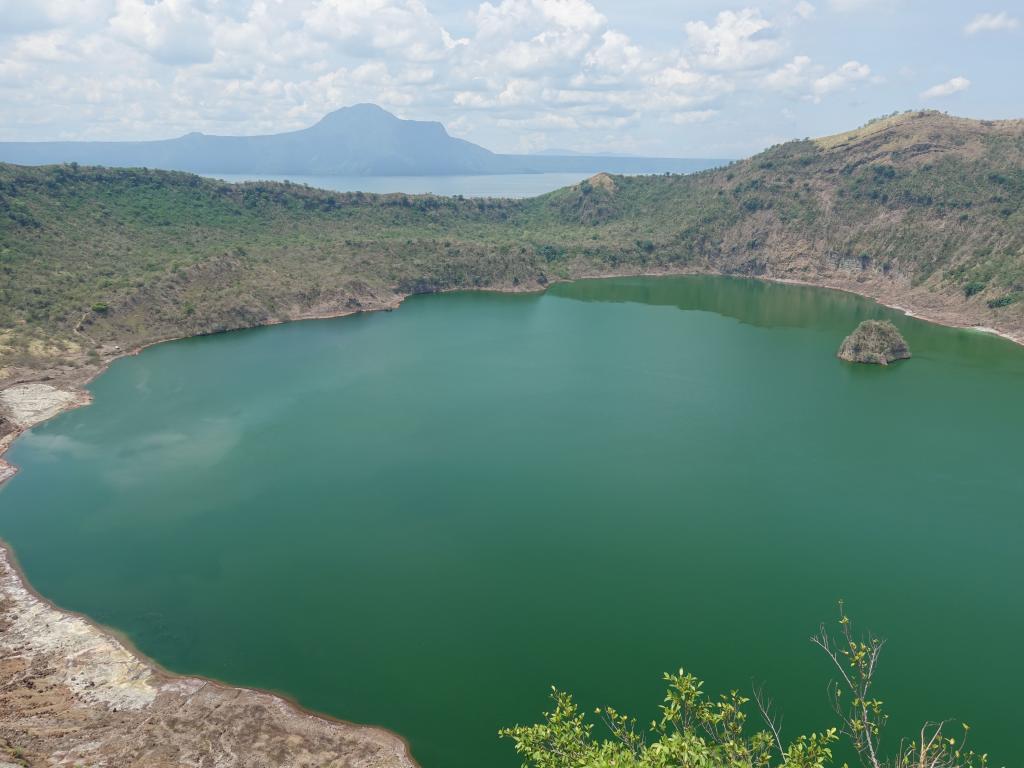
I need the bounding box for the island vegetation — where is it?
[502,605,989,768]
[837,320,911,365]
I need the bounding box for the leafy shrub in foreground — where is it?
[501,605,989,768]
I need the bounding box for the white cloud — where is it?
[794,2,815,20]
[533,0,606,31]
[110,0,215,65]
[304,0,462,62]
[811,60,870,100]
[763,55,877,102]
[828,0,888,10]
[10,30,78,62]
[684,9,785,71]
[462,0,609,81]
[763,54,811,91]
[643,66,734,109]
[582,30,644,77]
[667,109,718,125]
[964,12,1019,34]
[475,0,605,34]
[920,76,970,99]
[0,0,114,36]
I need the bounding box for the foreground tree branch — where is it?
[501,605,993,768]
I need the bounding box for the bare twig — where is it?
[752,683,786,760]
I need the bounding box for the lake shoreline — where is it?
[0,538,422,767]
[0,267,1021,763]
[2,267,1022,475]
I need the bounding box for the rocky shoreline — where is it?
[0,542,419,768]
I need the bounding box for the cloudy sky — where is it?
[0,0,1020,157]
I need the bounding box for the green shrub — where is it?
[535,244,565,262]
[963,281,986,298]
[987,294,1018,308]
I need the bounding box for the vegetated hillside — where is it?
[1,110,1022,389]
[0,103,723,177]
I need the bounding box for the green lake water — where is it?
[1,276,1022,767]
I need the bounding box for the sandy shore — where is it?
[0,541,419,768]
[968,325,1022,343]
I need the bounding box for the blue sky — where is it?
[0,1,1020,157]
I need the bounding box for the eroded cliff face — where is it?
[837,320,911,365]
[0,544,418,768]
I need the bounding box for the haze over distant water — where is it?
[209,172,612,198]
[0,104,725,177]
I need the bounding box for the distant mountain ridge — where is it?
[0,104,724,176]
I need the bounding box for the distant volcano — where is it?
[0,104,725,177]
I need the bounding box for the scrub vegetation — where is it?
[837,320,911,365]
[501,606,989,768]
[1,110,1022,387]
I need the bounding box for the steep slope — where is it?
[0,110,1022,394]
[0,104,722,176]
[532,111,1024,318]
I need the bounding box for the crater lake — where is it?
[1,276,1022,768]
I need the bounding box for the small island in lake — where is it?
[837,320,911,365]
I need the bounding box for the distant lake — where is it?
[209,171,615,197]
[2,277,1023,768]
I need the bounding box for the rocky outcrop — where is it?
[0,383,87,428]
[0,544,418,768]
[837,320,911,365]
